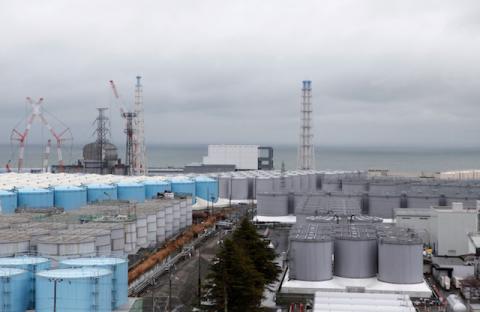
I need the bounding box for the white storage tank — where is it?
[334,226,378,278]
[231,176,249,200]
[256,193,288,216]
[179,201,187,229]
[0,267,30,312]
[123,221,137,254]
[35,235,96,258]
[0,256,51,309]
[156,206,166,243]
[60,257,128,309]
[165,205,174,238]
[218,175,231,199]
[256,176,274,194]
[378,233,423,284]
[172,202,181,234]
[135,215,148,248]
[36,268,112,312]
[289,224,333,281]
[0,231,30,257]
[57,228,112,256]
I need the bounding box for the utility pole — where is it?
[198,249,202,307]
[49,278,63,312]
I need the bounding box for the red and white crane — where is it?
[109,78,146,176]
[10,97,72,172]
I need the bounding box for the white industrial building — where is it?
[394,203,479,256]
[202,144,272,170]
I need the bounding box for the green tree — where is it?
[202,238,265,312]
[232,218,282,287]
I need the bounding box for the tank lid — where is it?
[17,187,51,193]
[143,180,170,185]
[0,267,28,277]
[37,267,112,279]
[290,223,333,242]
[54,185,84,191]
[86,184,115,189]
[195,176,216,182]
[334,225,377,240]
[116,182,143,187]
[0,256,50,265]
[60,257,127,266]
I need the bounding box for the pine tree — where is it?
[232,218,282,287]
[202,238,265,312]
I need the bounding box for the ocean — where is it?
[2,143,480,174]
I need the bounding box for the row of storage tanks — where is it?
[0,176,219,214]
[0,256,128,312]
[288,215,423,284]
[0,199,193,259]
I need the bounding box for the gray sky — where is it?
[1,1,480,147]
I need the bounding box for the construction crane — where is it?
[10,97,73,172]
[109,77,146,176]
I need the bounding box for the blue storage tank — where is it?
[195,176,219,202]
[86,184,118,203]
[54,186,87,211]
[0,190,17,214]
[17,188,54,209]
[0,267,30,312]
[36,268,112,312]
[0,256,51,309]
[60,258,128,309]
[143,180,171,199]
[116,182,145,203]
[171,177,196,204]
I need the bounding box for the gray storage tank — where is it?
[256,193,288,216]
[231,176,249,200]
[218,175,231,199]
[378,234,423,284]
[289,224,333,281]
[334,226,378,278]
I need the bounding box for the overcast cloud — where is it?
[1,1,480,147]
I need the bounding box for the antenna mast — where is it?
[133,76,146,175]
[297,80,315,170]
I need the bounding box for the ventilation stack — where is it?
[297,80,315,170]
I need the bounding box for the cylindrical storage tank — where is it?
[143,180,171,199]
[447,294,467,312]
[116,182,145,203]
[256,193,288,216]
[36,235,96,258]
[54,186,87,211]
[171,178,196,203]
[0,231,30,257]
[36,268,112,312]
[342,181,368,195]
[0,256,51,309]
[60,258,128,309]
[378,235,423,284]
[195,176,219,203]
[256,176,274,194]
[135,215,148,248]
[334,227,378,278]
[156,206,166,243]
[231,176,249,200]
[179,201,187,229]
[172,202,181,234]
[17,188,53,209]
[123,221,137,254]
[165,205,173,238]
[218,175,231,199]
[288,224,333,281]
[368,195,400,219]
[57,229,112,256]
[186,202,192,226]
[145,213,157,246]
[0,268,30,312]
[0,190,17,214]
[86,184,117,203]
